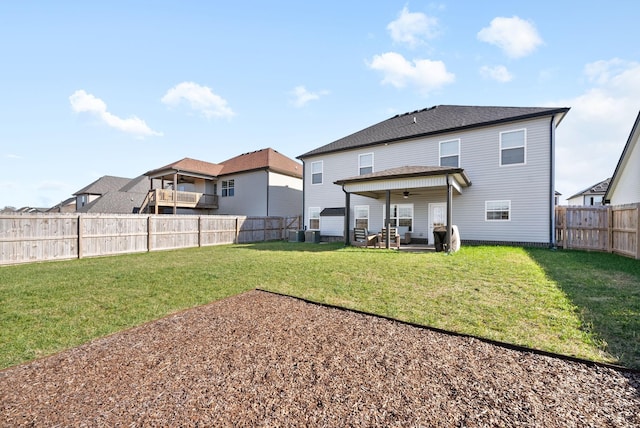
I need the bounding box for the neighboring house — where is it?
[1,207,47,214]
[73,175,135,211]
[142,158,222,215]
[47,197,76,213]
[215,148,303,217]
[566,178,610,206]
[142,148,302,216]
[75,175,156,214]
[298,105,569,247]
[605,111,640,205]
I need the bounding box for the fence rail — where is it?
[0,214,301,266]
[555,203,640,259]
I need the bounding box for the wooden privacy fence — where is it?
[555,203,640,259]
[0,214,301,266]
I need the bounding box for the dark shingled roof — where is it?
[73,176,133,196]
[76,191,148,214]
[320,207,345,216]
[299,105,569,158]
[568,177,611,199]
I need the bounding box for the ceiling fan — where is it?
[402,190,421,199]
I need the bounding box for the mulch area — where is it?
[1,290,639,427]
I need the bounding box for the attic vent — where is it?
[413,117,417,124]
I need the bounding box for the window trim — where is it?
[485,200,511,221]
[311,161,323,185]
[358,153,374,175]
[221,179,235,197]
[439,139,460,167]
[354,205,370,230]
[499,129,526,166]
[308,207,321,230]
[382,203,414,232]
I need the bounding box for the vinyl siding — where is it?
[217,171,267,216]
[303,116,555,243]
[609,137,640,205]
[267,172,303,217]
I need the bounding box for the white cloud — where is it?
[387,6,439,48]
[550,59,640,200]
[289,86,329,108]
[367,52,454,95]
[69,90,163,138]
[5,154,22,159]
[161,82,235,119]
[477,16,543,58]
[479,65,513,82]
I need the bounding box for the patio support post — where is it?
[173,172,178,215]
[343,187,351,246]
[385,189,391,249]
[446,174,452,253]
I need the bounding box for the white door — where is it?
[428,203,446,244]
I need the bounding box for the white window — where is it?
[440,139,460,167]
[309,207,320,229]
[486,200,511,221]
[311,161,323,184]
[500,129,526,166]
[359,153,373,175]
[354,205,369,229]
[588,195,603,206]
[383,204,414,232]
[221,180,235,197]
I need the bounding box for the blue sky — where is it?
[1,1,639,208]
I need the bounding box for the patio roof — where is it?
[334,166,471,199]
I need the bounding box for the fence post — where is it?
[636,204,640,259]
[235,217,240,244]
[77,215,83,259]
[147,215,152,252]
[198,216,203,247]
[607,206,613,253]
[562,207,568,249]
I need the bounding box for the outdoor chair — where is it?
[376,227,401,249]
[353,228,378,248]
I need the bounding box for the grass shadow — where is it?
[232,241,347,252]
[525,247,640,370]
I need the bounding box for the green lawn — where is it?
[1,242,638,370]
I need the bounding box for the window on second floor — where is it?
[311,161,323,184]
[222,180,235,197]
[500,129,526,166]
[359,153,373,175]
[440,139,460,167]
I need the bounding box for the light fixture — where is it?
[403,191,409,199]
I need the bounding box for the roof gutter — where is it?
[550,115,556,248]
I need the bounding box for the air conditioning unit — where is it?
[288,230,305,242]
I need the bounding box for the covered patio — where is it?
[334,166,471,251]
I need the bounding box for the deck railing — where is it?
[148,189,219,210]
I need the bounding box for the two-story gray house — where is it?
[298,105,569,248]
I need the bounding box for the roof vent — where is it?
[413,117,417,124]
